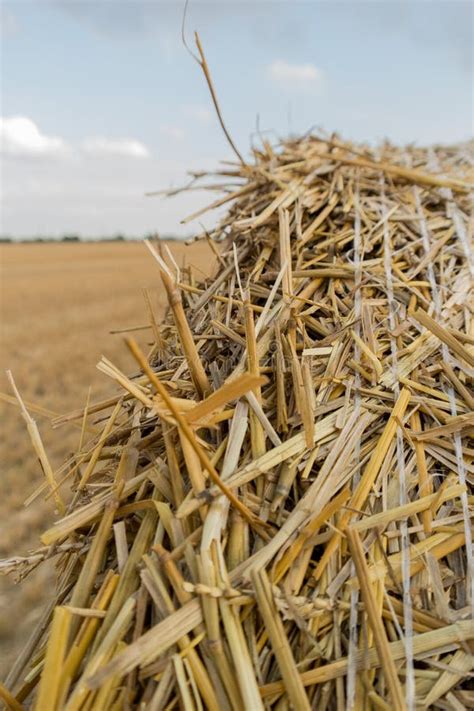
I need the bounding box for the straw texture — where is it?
[2,134,473,710]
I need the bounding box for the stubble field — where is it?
[0,239,214,677]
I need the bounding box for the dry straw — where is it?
[2,128,473,709]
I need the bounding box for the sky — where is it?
[0,0,472,239]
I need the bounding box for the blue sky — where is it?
[1,0,472,238]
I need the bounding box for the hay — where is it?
[2,134,473,710]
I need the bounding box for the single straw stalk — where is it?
[7,371,65,514]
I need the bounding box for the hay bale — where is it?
[1,135,473,710]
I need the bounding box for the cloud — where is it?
[82,137,150,158]
[58,0,181,58]
[1,117,151,162]
[0,116,68,157]
[269,60,324,86]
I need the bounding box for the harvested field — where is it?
[0,240,214,678]
[1,135,473,710]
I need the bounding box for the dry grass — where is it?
[0,240,214,677]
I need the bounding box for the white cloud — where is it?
[269,60,324,86]
[183,105,213,124]
[0,116,68,157]
[82,137,150,158]
[1,118,151,162]
[159,125,185,140]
